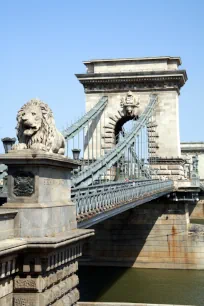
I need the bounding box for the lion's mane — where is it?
[16,99,59,152]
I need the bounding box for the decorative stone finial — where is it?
[12,99,65,155]
[120,91,140,116]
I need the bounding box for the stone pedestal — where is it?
[0,150,94,306]
[0,150,80,238]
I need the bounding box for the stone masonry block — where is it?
[168,165,183,170]
[151,165,160,170]
[160,165,168,170]
[171,170,184,175]
[157,170,171,175]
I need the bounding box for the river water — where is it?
[79,266,204,306]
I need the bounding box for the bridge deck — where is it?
[72,179,173,228]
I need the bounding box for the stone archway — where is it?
[103,91,159,157]
[103,91,140,149]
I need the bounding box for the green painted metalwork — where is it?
[72,179,173,227]
[72,94,157,187]
[62,96,108,140]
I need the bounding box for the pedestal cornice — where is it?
[0,150,80,169]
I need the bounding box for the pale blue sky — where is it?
[1,0,204,152]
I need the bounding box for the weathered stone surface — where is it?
[14,294,37,306]
[0,293,13,306]
[0,210,17,240]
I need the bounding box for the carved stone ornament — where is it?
[120,91,140,116]
[12,98,65,155]
[13,171,34,197]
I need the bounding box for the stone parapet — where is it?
[11,231,91,306]
[0,229,94,306]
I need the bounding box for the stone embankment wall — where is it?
[82,200,204,269]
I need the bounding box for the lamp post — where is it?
[72,149,81,160]
[1,137,16,153]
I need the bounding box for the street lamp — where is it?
[72,148,81,160]
[1,137,16,153]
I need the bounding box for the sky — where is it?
[0,0,204,153]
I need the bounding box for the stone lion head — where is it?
[16,99,57,151]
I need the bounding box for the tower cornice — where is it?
[76,70,187,94]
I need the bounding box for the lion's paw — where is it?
[58,148,65,155]
[12,143,27,150]
[30,143,47,151]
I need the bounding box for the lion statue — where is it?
[12,99,65,155]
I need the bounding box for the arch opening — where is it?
[114,115,138,143]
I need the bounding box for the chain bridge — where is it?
[0,57,204,306]
[0,57,201,228]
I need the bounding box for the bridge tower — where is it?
[76,57,187,180]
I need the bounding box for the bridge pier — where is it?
[82,197,204,269]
